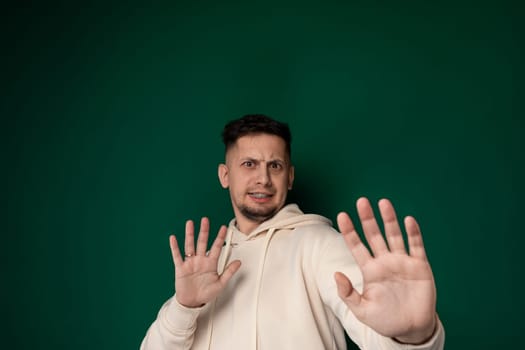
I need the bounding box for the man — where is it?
[141,114,445,349]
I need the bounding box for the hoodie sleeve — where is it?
[140,296,203,350]
[316,232,445,350]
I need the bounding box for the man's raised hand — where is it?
[170,217,241,308]
[335,198,437,344]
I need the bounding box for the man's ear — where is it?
[218,163,229,189]
[288,165,295,190]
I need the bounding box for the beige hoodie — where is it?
[141,204,444,350]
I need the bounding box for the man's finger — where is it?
[196,217,210,256]
[357,197,389,256]
[170,235,184,266]
[405,216,428,260]
[334,272,361,306]
[184,220,196,256]
[378,199,407,254]
[337,212,372,266]
[219,260,242,286]
[208,225,228,259]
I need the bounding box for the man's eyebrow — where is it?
[238,157,260,164]
[238,156,286,163]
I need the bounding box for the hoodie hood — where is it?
[227,203,332,240]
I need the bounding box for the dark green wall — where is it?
[3,1,523,349]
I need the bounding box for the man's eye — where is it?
[243,161,254,167]
[270,163,282,170]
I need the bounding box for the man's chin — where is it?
[240,205,278,223]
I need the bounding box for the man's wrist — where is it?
[175,294,206,309]
[393,315,437,345]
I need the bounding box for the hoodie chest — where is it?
[226,229,316,288]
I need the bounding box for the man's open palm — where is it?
[335,198,437,344]
[170,218,241,308]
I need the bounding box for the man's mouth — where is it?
[248,192,273,199]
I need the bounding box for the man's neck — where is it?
[234,217,260,235]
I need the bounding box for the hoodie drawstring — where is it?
[251,228,276,350]
[205,227,236,350]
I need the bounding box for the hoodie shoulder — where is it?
[260,204,332,230]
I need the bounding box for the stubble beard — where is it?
[239,204,280,224]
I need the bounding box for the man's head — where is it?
[218,114,294,233]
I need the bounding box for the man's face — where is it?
[218,133,294,232]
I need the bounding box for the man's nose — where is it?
[256,166,271,186]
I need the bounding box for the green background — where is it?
[3,1,523,349]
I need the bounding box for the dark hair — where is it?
[221,114,292,158]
